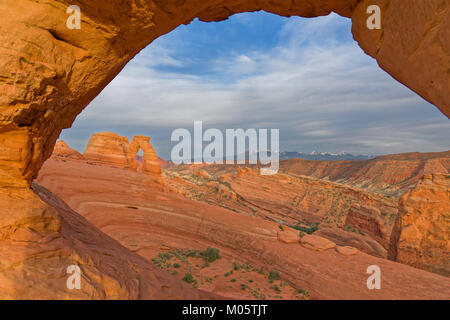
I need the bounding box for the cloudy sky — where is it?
[60,12,450,159]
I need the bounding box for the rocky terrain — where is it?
[164,165,398,258]
[389,174,449,277]
[280,151,450,196]
[164,151,449,258]
[28,134,450,299]
[0,181,212,299]
[0,0,448,301]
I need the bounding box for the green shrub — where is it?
[268,271,280,283]
[182,273,196,285]
[292,222,319,234]
[200,247,221,263]
[298,288,310,297]
[173,263,180,268]
[271,285,281,293]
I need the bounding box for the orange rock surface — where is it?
[336,246,359,256]
[35,156,450,299]
[280,151,450,196]
[389,174,450,277]
[52,140,84,160]
[300,235,336,252]
[0,0,449,299]
[165,163,398,257]
[345,204,389,249]
[0,184,212,299]
[84,132,134,168]
[277,227,300,244]
[84,132,163,185]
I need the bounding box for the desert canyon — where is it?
[0,0,449,300]
[29,133,449,299]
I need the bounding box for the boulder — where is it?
[300,235,336,252]
[336,246,359,256]
[277,227,300,244]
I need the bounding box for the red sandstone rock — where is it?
[84,132,163,185]
[0,184,212,299]
[389,174,450,277]
[52,140,84,160]
[345,204,389,248]
[316,226,387,258]
[194,169,212,179]
[277,227,300,244]
[300,235,336,252]
[84,132,132,168]
[336,246,359,256]
[36,157,450,299]
[280,151,450,196]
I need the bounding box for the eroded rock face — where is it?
[129,135,162,181]
[0,0,449,189]
[389,174,450,277]
[345,204,389,248]
[280,151,450,197]
[84,133,133,168]
[0,183,212,299]
[84,132,163,184]
[52,140,84,160]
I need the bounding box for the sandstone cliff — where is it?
[345,204,389,248]
[83,133,133,168]
[389,174,450,277]
[280,151,450,196]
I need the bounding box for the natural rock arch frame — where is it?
[0,0,449,189]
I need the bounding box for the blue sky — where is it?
[61,11,450,159]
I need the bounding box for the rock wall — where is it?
[345,204,389,248]
[389,174,450,277]
[84,132,133,167]
[52,140,84,160]
[281,151,450,197]
[84,132,163,184]
[0,0,449,189]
